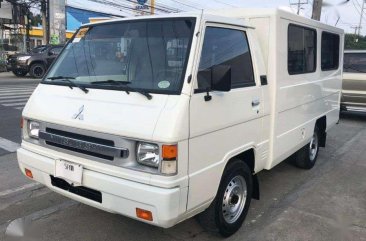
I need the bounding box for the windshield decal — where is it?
[158,80,171,89]
[73,27,90,43]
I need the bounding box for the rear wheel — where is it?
[197,159,253,237]
[293,126,320,169]
[29,63,46,78]
[12,69,27,77]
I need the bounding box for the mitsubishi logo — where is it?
[72,105,84,120]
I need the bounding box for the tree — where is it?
[345,33,366,50]
[29,12,42,27]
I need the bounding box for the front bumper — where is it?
[17,147,183,228]
[8,63,29,72]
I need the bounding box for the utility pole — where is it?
[357,0,365,36]
[25,9,30,51]
[351,26,360,35]
[49,0,66,44]
[41,0,49,44]
[151,0,155,14]
[311,0,323,21]
[290,0,308,15]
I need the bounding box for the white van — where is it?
[17,9,343,237]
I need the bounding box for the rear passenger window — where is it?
[288,24,317,75]
[321,32,340,71]
[197,27,255,90]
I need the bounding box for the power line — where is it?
[167,0,203,11]
[351,0,366,35]
[212,0,239,8]
[290,0,309,14]
[122,0,178,13]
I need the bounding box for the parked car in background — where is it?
[7,45,64,78]
[342,50,366,111]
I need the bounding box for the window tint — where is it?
[197,27,255,90]
[344,53,366,73]
[288,24,317,75]
[321,32,340,70]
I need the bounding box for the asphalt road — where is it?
[0,72,365,241]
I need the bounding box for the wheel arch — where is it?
[316,116,327,147]
[223,148,260,200]
[29,60,46,67]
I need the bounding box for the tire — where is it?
[197,159,253,237]
[293,126,320,169]
[12,69,27,77]
[29,63,46,78]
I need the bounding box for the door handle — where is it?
[252,99,260,107]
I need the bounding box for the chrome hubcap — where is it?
[222,175,247,224]
[309,133,318,161]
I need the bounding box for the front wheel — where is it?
[29,63,46,78]
[197,159,253,237]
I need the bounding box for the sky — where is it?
[66,0,366,35]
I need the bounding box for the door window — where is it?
[321,32,340,71]
[197,27,255,90]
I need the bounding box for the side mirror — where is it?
[211,65,231,92]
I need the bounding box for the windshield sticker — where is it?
[73,27,89,43]
[158,80,171,89]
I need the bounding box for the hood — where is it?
[9,52,39,58]
[23,84,171,141]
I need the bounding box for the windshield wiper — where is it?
[91,80,152,100]
[47,76,89,94]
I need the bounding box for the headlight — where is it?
[136,142,160,168]
[18,56,31,61]
[27,120,40,139]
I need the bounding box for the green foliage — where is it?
[345,34,366,50]
[29,12,42,27]
[50,34,60,45]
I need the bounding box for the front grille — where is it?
[46,128,114,146]
[39,128,129,161]
[50,175,102,203]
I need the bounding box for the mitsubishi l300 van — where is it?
[17,9,343,237]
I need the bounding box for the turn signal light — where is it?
[162,145,177,160]
[20,117,24,129]
[136,208,153,221]
[25,168,33,179]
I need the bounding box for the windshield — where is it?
[44,18,196,94]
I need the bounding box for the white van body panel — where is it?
[17,9,343,228]
[212,9,343,168]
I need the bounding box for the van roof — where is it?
[81,8,343,34]
[206,8,343,34]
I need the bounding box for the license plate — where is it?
[55,160,83,185]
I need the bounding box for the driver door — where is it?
[187,23,264,210]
